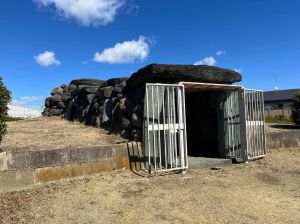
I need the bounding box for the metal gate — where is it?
[144,83,188,174]
[223,89,247,161]
[244,89,266,159]
[223,88,266,161]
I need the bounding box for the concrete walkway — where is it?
[188,157,232,168]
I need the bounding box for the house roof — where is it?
[263,89,300,102]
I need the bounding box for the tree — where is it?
[0,76,11,144]
[291,91,300,125]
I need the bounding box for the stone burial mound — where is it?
[43,79,104,117]
[43,63,242,141]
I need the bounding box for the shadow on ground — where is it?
[269,124,300,130]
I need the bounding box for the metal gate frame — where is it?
[215,87,267,161]
[224,88,248,161]
[226,88,267,161]
[243,89,267,160]
[144,83,188,174]
[143,82,267,175]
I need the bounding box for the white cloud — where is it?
[194,56,216,66]
[12,96,45,107]
[216,50,226,56]
[34,0,125,26]
[34,51,61,66]
[94,36,150,64]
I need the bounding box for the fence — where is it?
[264,108,291,118]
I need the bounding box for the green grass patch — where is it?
[4,117,24,122]
[265,115,294,124]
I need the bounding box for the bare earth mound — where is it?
[0,117,126,152]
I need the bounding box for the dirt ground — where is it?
[0,147,299,224]
[0,117,126,152]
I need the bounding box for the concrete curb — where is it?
[0,143,137,172]
[0,142,142,188]
[5,146,112,171]
[267,131,300,150]
[0,152,8,171]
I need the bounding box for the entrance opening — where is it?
[182,82,242,159]
[185,90,222,157]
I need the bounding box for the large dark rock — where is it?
[61,92,72,104]
[64,101,81,120]
[68,84,77,92]
[132,104,143,116]
[121,117,131,130]
[51,87,63,96]
[73,86,99,97]
[123,88,145,107]
[56,101,66,109]
[70,79,105,87]
[50,95,62,102]
[97,86,113,99]
[101,99,115,126]
[48,108,62,116]
[60,84,67,89]
[126,64,242,90]
[111,99,122,119]
[112,84,124,94]
[47,95,62,107]
[107,77,128,86]
[131,113,142,128]
[86,94,95,104]
[83,86,99,94]
[116,94,123,99]
[45,98,50,108]
[131,129,142,141]
[42,108,49,116]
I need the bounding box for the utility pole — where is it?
[272,75,279,90]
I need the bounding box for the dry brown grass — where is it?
[0,117,126,152]
[0,147,299,224]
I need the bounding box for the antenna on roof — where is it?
[272,75,279,90]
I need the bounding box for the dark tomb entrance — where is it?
[185,89,224,158]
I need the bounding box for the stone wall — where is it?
[43,77,144,141]
[43,64,242,142]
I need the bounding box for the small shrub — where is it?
[0,77,11,143]
[291,91,300,125]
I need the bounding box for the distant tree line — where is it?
[291,91,300,125]
[0,76,11,144]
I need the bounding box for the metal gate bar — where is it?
[144,83,188,174]
[244,89,266,159]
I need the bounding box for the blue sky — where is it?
[1,0,300,108]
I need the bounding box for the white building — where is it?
[8,104,42,118]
